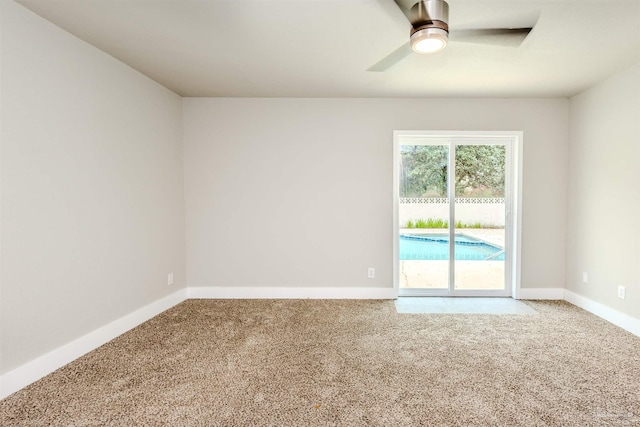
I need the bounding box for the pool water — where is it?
[400,234,505,261]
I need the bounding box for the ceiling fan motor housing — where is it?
[410,0,449,36]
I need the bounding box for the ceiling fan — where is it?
[369,0,534,71]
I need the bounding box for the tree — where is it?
[400,145,448,197]
[400,145,505,198]
[454,145,505,197]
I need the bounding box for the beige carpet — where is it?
[1,300,639,426]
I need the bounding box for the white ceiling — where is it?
[15,0,640,98]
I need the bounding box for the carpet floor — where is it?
[1,299,639,426]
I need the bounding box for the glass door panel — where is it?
[396,133,513,297]
[454,144,506,291]
[398,144,450,291]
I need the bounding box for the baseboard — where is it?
[187,286,397,300]
[515,287,565,300]
[6,285,634,401]
[0,289,188,400]
[564,290,640,338]
[0,285,394,400]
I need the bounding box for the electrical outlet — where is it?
[168,273,174,286]
[367,268,375,279]
[617,286,625,300]
[582,272,588,284]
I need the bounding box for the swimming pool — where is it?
[399,234,505,261]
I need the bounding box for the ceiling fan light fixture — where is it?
[411,27,448,54]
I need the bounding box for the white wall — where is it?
[183,98,569,291]
[567,62,640,319]
[0,0,185,373]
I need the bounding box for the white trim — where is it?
[0,289,188,400]
[564,290,640,337]
[515,287,565,300]
[2,285,638,401]
[392,134,400,298]
[0,286,393,400]
[187,286,396,300]
[448,140,456,293]
[512,133,524,300]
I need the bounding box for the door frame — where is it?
[392,130,524,298]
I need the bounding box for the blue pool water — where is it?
[400,234,505,261]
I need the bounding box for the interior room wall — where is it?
[567,62,640,320]
[183,97,569,292]
[0,0,186,373]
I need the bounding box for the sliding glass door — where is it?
[398,142,450,291]
[394,132,518,297]
[453,143,507,292]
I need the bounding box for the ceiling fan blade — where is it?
[392,0,417,24]
[368,42,413,72]
[449,28,533,47]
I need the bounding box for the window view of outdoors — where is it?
[400,145,505,198]
[399,144,506,292]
